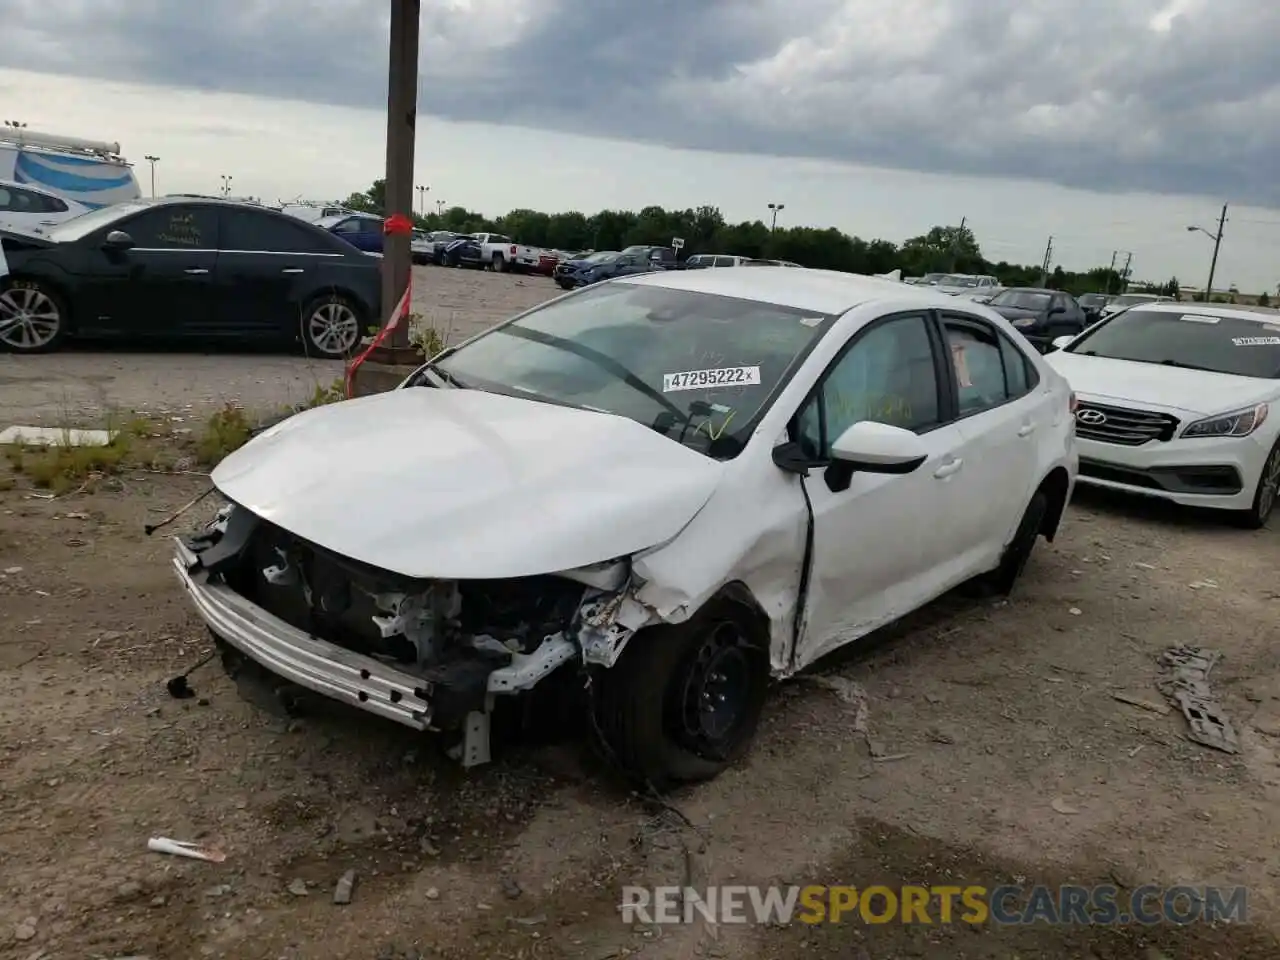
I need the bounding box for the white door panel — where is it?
[797,421,968,667]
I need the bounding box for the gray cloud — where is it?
[3,0,1278,205]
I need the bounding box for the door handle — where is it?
[933,457,964,479]
[183,268,209,275]
[1018,423,1036,437]
[281,268,304,274]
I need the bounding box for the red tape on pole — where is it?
[345,273,412,399]
[344,213,416,398]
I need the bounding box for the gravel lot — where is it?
[2,269,1279,959]
[0,266,558,427]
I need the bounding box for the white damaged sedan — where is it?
[174,268,1077,787]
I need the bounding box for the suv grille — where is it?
[1074,402,1180,446]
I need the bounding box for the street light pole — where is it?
[144,155,160,197]
[1182,206,1223,300]
[767,202,785,231]
[416,184,428,217]
[220,174,232,197]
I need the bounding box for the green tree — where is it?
[356,182,1127,290]
[1259,291,1271,307]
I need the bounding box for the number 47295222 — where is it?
[662,365,762,392]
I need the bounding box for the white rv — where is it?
[0,129,142,210]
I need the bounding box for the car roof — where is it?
[619,265,961,315]
[1123,301,1280,322]
[1000,287,1055,294]
[0,178,69,199]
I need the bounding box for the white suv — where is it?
[0,180,89,232]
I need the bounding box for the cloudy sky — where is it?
[3,0,1279,290]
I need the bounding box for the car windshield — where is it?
[46,202,149,242]
[1068,309,1280,378]
[1110,294,1158,307]
[1078,294,1107,306]
[582,251,617,263]
[433,282,832,457]
[940,275,977,287]
[991,290,1051,311]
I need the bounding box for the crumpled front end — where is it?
[172,500,664,766]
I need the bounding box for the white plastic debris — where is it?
[147,837,226,863]
[0,425,116,447]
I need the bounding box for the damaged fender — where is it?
[576,458,810,674]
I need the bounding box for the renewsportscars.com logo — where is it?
[620,884,1248,926]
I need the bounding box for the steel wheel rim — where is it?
[677,621,753,755]
[307,302,359,356]
[0,286,61,349]
[1259,449,1280,520]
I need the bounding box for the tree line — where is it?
[343,179,1195,300]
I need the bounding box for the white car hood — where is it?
[1045,351,1275,418]
[210,387,725,580]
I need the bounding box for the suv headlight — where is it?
[1181,403,1269,439]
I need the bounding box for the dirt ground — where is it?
[3,269,1280,959]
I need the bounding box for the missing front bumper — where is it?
[171,539,578,756]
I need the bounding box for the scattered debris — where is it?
[1133,562,1156,570]
[1157,646,1239,754]
[288,878,310,896]
[1128,744,1145,758]
[1051,797,1080,815]
[1068,607,1083,616]
[508,914,547,927]
[1112,693,1172,716]
[147,837,227,863]
[14,916,37,940]
[333,870,357,905]
[425,887,440,901]
[500,876,522,900]
[1187,580,1219,590]
[0,425,116,447]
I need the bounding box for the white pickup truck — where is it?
[471,233,543,273]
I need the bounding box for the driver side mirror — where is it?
[830,421,928,473]
[103,230,135,251]
[1049,335,1074,351]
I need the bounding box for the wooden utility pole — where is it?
[1039,236,1053,286]
[1204,203,1228,303]
[1120,252,1133,293]
[380,0,420,348]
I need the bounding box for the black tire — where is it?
[0,278,69,353]
[491,254,507,273]
[1233,440,1280,529]
[592,599,769,791]
[982,490,1049,596]
[301,293,363,360]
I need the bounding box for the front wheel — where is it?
[1234,441,1280,529]
[301,294,363,360]
[0,279,69,353]
[592,600,769,791]
[491,255,507,273]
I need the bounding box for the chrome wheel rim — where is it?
[307,301,360,356]
[0,285,61,350]
[1258,448,1280,521]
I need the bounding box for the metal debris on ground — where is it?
[1157,645,1239,754]
[333,870,356,905]
[146,837,227,862]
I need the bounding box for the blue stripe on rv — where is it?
[15,153,135,193]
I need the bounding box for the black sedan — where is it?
[0,197,382,358]
[985,287,1089,351]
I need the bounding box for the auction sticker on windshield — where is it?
[663,366,762,392]
[1231,336,1280,346]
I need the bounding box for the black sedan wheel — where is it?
[0,280,68,353]
[302,294,363,359]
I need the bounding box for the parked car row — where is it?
[0,197,382,358]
